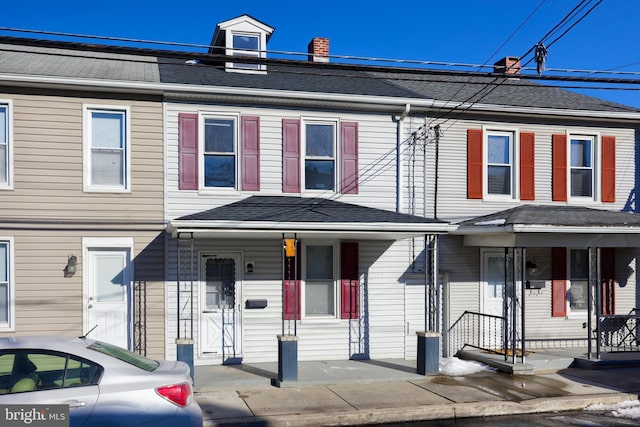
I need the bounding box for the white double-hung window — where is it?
[485,130,514,198]
[304,244,337,318]
[569,135,595,199]
[0,101,12,189]
[231,33,261,70]
[0,239,14,330]
[202,116,237,189]
[568,249,589,314]
[304,121,337,191]
[84,106,130,192]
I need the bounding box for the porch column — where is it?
[273,334,299,386]
[275,236,299,386]
[176,233,196,384]
[417,234,440,375]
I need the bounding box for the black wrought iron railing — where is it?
[134,280,147,357]
[449,310,504,355]
[596,313,640,353]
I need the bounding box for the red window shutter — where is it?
[241,116,260,191]
[340,122,358,194]
[282,119,301,193]
[283,280,301,320]
[601,136,616,203]
[600,247,616,315]
[283,242,301,320]
[178,113,198,190]
[340,242,359,319]
[552,134,567,201]
[520,132,535,200]
[467,129,483,199]
[551,247,567,317]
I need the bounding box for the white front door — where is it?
[199,254,242,363]
[86,249,131,349]
[481,250,505,349]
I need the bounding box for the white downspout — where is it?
[396,103,411,213]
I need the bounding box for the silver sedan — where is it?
[0,335,203,426]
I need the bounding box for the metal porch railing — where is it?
[448,310,505,356]
[596,310,640,353]
[134,280,147,356]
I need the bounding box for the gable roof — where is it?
[168,196,451,240]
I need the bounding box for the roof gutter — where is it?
[3,73,640,121]
[452,224,640,235]
[168,219,454,234]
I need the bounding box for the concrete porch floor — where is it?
[457,347,640,374]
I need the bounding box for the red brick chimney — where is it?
[494,56,521,75]
[308,37,329,62]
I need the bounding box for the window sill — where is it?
[84,187,131,194]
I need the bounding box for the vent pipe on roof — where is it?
[494,56,521,75]
[308,37,329,62]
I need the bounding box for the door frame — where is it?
[82,237,134,349]
[197,251,243,364]
[480,248,506,316]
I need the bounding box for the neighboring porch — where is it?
[448,205,640,374]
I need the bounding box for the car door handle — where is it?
[65,400,87,409]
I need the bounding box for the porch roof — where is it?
[451,205,640,248]
[167,196,452,240]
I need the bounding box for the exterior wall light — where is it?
[65,255,78,277]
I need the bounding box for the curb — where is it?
[203,392,639,427]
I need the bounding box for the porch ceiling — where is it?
[452,205,640,248]
[167,195,453,240]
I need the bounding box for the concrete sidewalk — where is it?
[194,360,640,426]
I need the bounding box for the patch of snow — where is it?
[474,219,506,226]
[439,357,494,376]
[586,399,640,421]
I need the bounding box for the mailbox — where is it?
[245,299,268,309]
[526,280,545,290]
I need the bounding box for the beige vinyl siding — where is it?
[6,229,165,359]
[3,92,164,220]
[0,90,166,359]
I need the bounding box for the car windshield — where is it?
[87,341,159,372]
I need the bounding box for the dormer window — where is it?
[232,33,260,70]
[210,15,274,74]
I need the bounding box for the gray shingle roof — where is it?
[0,42,160,82]
[177,196,445,224]
[157,59,422,98]
[458,205,640,228]
[1,36,638,114]
[372,72,638,113]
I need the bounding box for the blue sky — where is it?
[2,1,639,108]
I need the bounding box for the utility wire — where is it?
[430,0,606,130]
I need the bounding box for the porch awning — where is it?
[451,205,640,248]
[167,196,453,240]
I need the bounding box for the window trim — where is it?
[302,241,339,320]
[226,30,267,73]
[302,118,338,193]
[0,237,15,332]
[0,100,13,190]
[482,127,518,200]
[83,105,131,193]
[566,248,590,317]
[198,112,240,192]
[567,132,600,202]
